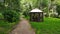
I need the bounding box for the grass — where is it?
[30,17,60,34]
[0,20,16,34]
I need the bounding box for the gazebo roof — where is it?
[30,8,42,12]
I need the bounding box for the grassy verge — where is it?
[0,20,17,34]
[30,17,60,34]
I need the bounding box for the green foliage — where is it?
[0,20,16,34]
[0,0,20,22]
[0,13,4,19]
[20,0,32,17]
[56,5,60,15]
[5,0,20,9]
[41,0,49,8]
[3,9,20,22]
[30,18,60,34]
[56,0,60,5]
[0,0,20,34]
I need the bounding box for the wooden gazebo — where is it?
[30,8,43,22]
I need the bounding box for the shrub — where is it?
[56,5,60,15]
[0,13,4,19]
[23,11,29,17]
[3,9,20,22]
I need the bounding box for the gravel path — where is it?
[10,18,35,34]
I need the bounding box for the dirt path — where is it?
[10,18,35,34]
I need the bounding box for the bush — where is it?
[23,11,29,17]
[50,13,58,18]
[0,13,4,19]
[56,5,60,15]
[3,9,20,22]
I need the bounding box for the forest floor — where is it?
[9,17,35,34]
